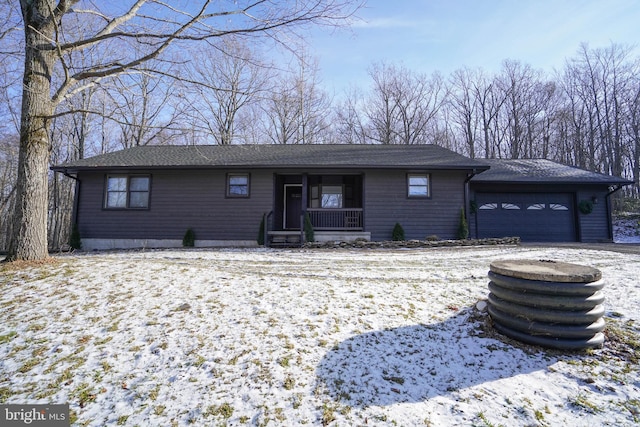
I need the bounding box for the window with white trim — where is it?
[105,175,150,209]
[407,174,430,198]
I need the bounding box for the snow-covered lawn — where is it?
[614,215,640,243]
[1,246,639,426]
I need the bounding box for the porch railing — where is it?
[306,208,363,230]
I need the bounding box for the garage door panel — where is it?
[476,193,576,242]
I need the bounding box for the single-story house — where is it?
[51,144,632,250]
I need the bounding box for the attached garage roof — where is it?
[51,144,489,172]
[471,159,633,185]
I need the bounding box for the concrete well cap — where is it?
[489,259,602,283]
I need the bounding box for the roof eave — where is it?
[52,164,491,172]
[471,179,634,185]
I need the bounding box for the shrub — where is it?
[182,228,195,247]
[69,223,82,250]
[392,222,405,241]
[457,207,469,239]
[303,212,315,243]
[257,214,265,246]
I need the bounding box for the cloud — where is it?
[350,16,426,30]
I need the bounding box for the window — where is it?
[501,203,521,210]
[550,203,569,211]
[321,186,343,208]
[310,184,344,208]
[227,173,250,197]
[105,175,150,209]
[407,174,430,198]
[527,203,546,210]
[479,203,498,210]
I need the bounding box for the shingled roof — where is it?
[470,159,632,185]
[52,144,490,171]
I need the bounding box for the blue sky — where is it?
[307,0,640,94]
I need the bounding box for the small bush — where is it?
[457,207,469,239]
[182,228,195,247]
[392,222,405,241]
[69,223,82,250]
[303,212,315,243]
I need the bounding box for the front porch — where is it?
[266,173,367,247]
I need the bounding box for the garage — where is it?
[475,192,576,242]
[469,159,633,243]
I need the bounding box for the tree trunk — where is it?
[7,2,55,261]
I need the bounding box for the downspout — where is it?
[604,184,625,242]
[464,169,479,239]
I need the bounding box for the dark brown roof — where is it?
[52,144,490,171]
[470,159,632,185]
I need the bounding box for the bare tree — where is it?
[107,70,182,148]
[365,62,446,145]
[184,37,269,145]
[365,62,400,144]
[448,68,481,157]
[496,60,547,159]
[626,73,640,197]
[263,77,300,144]
[557,42,638,187]
[7,0,362,260]
[263,51,331,144]
[294,52,332,144]
[0,134,19,251]
[334,86,367,144]
[471,70,508,158]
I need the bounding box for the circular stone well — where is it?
[487,259,605,350]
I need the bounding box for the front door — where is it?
[284,185,302,229]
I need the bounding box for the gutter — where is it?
[464,168,481,239]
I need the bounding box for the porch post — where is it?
[301,173,308,243]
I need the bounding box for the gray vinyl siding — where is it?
[576,188,613,242]
[76,169,272,241]
[77,167,611,244]
[364,170,467,241]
